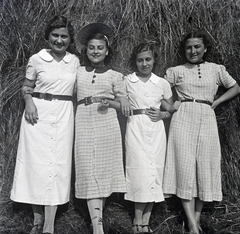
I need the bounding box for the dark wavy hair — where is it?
[179,30,212,62]
[129,42,158,72]
[81,33,113,66]
[44,15,74,43]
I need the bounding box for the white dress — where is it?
[10,49,79,205]
[124,73,172,202]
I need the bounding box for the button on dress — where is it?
[162,62,236,201]
[124,73,172,202]
[10,49,79,205]
[74,66,126,199]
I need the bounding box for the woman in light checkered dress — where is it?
[74,23,131,234]
[162,31,240,234]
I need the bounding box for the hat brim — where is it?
[77,23,113,45]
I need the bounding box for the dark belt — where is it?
[77,96,113,106]
[32,92,73,101]
[181,99,212,106]
[133,108,151,115]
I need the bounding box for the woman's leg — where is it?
[32,205,44,225]
[142,202,154,233]
[42,205,58,234]
[30,205,44,234]
[133,202,147,233]
[195,198,204,232]
[87,198,104,234]
[181,198,199,234]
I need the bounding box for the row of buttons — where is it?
[197,64,201,78]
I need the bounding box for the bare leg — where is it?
[42,205,58,234]
[30,205,44,234]
[181,198,199,234]
[87,198,104,234]
[133,202,147,233]
[195,198,204,232]
[142,202,154,233]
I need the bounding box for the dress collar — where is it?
[85,66,110,73]
[187,60,205,65]
[128,72,159,84]
[38,49,71,63]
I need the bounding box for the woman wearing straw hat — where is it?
[10,16,79,234]
[75,23,131,234]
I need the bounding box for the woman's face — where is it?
[48,27,70,56]
[135,50,154,78]
[86,39,108,67]
[185,38,207,64]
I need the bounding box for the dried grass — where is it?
[1,0,240,233]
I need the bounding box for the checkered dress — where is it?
[162,62,236,201]
[74,66,126,199]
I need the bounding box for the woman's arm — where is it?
[112,96,133,116]
[22,78,38,125]
[147,97,174,122]
[212,83,240,109]
[161,98,181,115]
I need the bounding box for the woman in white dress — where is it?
[124,42,173,233]
[10,16,79,234]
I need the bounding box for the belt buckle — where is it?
[193,99,196,102]
[145,108,151,114]
[44,93,53,101]
[84,96,93,105]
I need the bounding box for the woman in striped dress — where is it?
[74,23,131,234]
[162,30,240,234]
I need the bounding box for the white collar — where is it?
[127,72,159,84]
[38,49,71,63]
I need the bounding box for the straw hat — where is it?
[77,22,114,45]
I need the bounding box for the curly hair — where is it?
[44,15,74,43]
[129,42,158,72]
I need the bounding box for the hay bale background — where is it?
[0,0,240,233]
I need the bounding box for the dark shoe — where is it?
[132,224,142,233]
[29,224,43,234]
[142,225,153,233]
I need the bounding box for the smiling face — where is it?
[185,38,207,64]
[135,50,155,79]
[48,27,70,57]
[86,39,109,67]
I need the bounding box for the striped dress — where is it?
[74,66,126,199]
[162,62,236,202]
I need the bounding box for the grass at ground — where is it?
[1,193,240,234]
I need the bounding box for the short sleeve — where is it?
[217,65,236,88]
[164,67,175,86]
[25,56,37,81]
[162,79,173,100]
[112,72,127,98]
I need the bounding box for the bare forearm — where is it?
[217,83,240,104]
[212,83,240,109]
[22,78,35,102]
[108,100,121,110]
